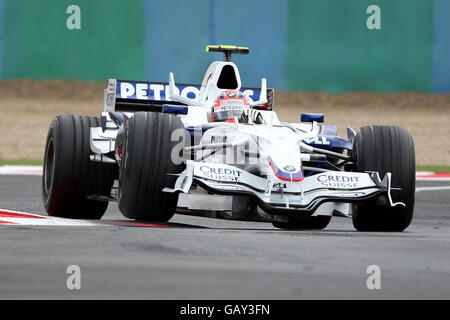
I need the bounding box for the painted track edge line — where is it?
[1,165,450,180]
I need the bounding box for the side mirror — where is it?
[301,113,324,123]
[249,78,267,107]
[168,72,200,106]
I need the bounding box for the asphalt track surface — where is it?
[0,175,449,299]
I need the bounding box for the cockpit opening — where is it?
[217,65,238,89]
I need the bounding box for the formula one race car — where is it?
[42,45,416,231]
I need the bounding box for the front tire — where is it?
[118,112,185,221]
[352,125,415,231]
[42,115,115,219]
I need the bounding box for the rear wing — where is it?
[103,79,274,113]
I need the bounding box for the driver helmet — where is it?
[211,90,250,122]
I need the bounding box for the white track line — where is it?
[416,178,450,181]
[1,165,450,180]
[0,208,105,226]
[0,165,43,175]
[0,217,103,226]
[0,208,172,228]
[416,186,450,192]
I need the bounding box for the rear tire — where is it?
[42,115,115,219]
[118,112,185,221]
[273,215,331,230]
[352,125,415,231]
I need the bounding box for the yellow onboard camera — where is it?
[205,45,249,61]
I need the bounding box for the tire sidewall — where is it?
[42,118,60,212]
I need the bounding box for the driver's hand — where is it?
[243,108,264,124]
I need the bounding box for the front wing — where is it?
[163,161,404,217]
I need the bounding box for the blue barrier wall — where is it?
[433,0,450,93]
[144,0,287,88]
[0,0,448,92]
[0,0,3,78]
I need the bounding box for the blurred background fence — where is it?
[0,0,448,92]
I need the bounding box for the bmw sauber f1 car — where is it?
[42,45,415,231]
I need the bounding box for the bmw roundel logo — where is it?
[284,165,296,172]
[227,91,236,98]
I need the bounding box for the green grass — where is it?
[416,165,450,173]
[0,159,43,166]
[0,159,449,172]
